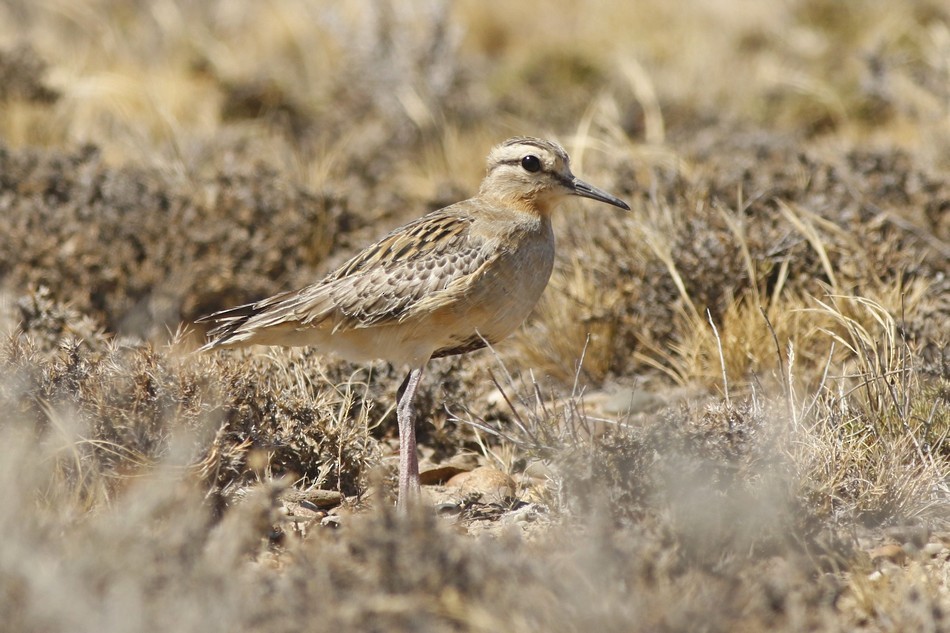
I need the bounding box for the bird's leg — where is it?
[396,366,425,510]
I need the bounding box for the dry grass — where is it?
[0,0,948,631]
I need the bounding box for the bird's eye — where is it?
[521,155,541,173]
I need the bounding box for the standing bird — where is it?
[197,137,630,509]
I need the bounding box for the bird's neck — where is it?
[478,191,553,219]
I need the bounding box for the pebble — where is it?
[435,502,461,516]
[922,542,946,558]
[501,504,539,525]
[449,466,515,503]
[320,515,342,529]
[281,488,344,509]
[868,543,906,565]
[446,470,472,488]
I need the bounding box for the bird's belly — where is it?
[429,234,555,355]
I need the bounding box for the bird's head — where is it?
[479,137,630,216]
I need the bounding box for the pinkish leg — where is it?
[396,366,425,510]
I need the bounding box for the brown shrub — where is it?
[0,143,351,340]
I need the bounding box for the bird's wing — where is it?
[195,288,302,347]
[198,202,498,347]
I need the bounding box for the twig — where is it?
[761,307,794,422]
[785,340,798,426]
[801,341,835,422]
[707,308,730,409]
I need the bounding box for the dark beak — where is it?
[572,178,630,210]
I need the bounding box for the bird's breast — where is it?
[442,216,555,346]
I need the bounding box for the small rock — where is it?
[453,466,515,503]
[321,515,342,529]
[869,543,906,565]
[435,502,461,516]
[922,542,945,558]
[502,506,537,525]
[281,488,344,509]
[446,470,472,488]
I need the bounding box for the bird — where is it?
[196,137,630,510]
